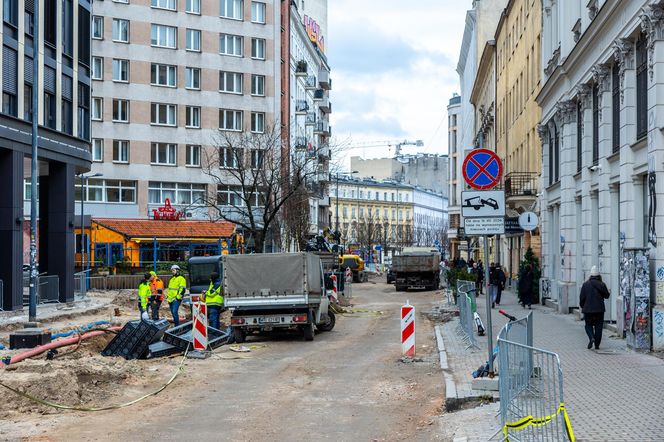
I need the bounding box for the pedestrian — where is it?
[471,262,482,295]
[519,264,534,309]
[580,266,610,350]
[477,260,485,295]
[138,272,152,321]
[148,270,165,320]
[203,271,224,330]
[488,262,498,307]
[167,265,187,327]
[494,264,506,306]
[458,257,467,270]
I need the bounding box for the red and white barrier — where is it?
[329,274,338,303]
[345,267,352,282]
[401,301,415,357]
[192,301,208,351]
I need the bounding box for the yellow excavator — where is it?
[339,255,368,283]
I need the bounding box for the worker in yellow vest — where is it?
[149,270,165,320]
[138,272,153,321]
[167,265,187,326]
[202,271,223,330]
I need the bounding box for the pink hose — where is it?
[3,326,122,366]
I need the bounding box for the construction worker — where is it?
[138,272,153,321]
[202,271,223,330]
[149,270,165,320]
[167,265,187,326]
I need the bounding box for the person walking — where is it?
[519,264,534,309]
[166,265,187,327]
[494,264,506,306]
[580,266,610,350]
[488,262,498,308]
[138,272,153,321]
[203,271,224,330]
[148,271,165,320]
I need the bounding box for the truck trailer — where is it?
[392,252,441,291]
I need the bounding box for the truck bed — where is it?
[392,254,440,273]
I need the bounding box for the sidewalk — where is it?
[440,287,664,441]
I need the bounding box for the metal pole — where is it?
[80,175,86,297]
[335,173,339,234]
[484,236,494,373]
[28,0,40,321]
[153,236,157,272]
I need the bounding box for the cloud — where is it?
[334,114,407,139]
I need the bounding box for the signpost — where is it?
[518,212,539,231]
[462,148,504,375]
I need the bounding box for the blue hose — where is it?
[51,320,111,339]
[0,344,5,350]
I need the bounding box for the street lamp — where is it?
[78,172,102,297]
[350,171,360,248]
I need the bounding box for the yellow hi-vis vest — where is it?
[204,280,224,307]
[167,274,187,302]
[138,281,151,309]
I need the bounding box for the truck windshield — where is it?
[190,263,219,288]
[342,257,357,268]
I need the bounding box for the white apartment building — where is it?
[447,93,462,258]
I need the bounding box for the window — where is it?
[592,83,599,165]
[44,0,56,46]
[61,75,73,135]
[113,140,129,163]
[62,0,74,57]
[92,15,103,39]
[151,63,176,87]
[220,146,242,168]
[151,143,177,165]
[151,103,177,126]
[150,182,206,205]
[219,71,243,93]
[186,29,201,51]
[251,38,265,59]
[112,18,129,43]
[186,0,201,13]
[251,149,264,168]
[91,56,103,80]
[220,34,243,56]
[44,91,56,129]
[2,46,18,117]
[78,179,136,203]
[220,0,243,20]
[576,101,582,172]
[251,112,264,133]
[251,2,265,23]
[23,84,32,121]
[636,36,647,140]
[612,64,620,154]
[251,74,265,96]
[151,24,177,48]
[112,59,129,82]
[219,109,243,130]
[186,144,201,166]
[185,67,200,89]
[151,0,176,10]
[186,106,201,128]
[91,139,103,162]
[112,99,129,122]
[92,97,103,120]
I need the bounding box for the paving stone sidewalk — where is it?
[440,287,664,441]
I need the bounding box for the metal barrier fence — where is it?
[22,275,60,306]
[496,339,574,441]
[455,279,479,349]
[497,312,534,348]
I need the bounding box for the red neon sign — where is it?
[152,198,184,221]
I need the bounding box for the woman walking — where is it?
[519,264,534,309]
[580,266,610,350]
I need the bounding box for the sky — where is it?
[327,0,470,168]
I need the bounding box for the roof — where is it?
[94,218,235,240]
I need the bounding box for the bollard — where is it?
[401,300,415,357]
[188,301,209,359]
[330,274,338,303]
[345,266,352,282]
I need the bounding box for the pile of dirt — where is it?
[111,290,137,309]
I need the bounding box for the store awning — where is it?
[94,218,235,242]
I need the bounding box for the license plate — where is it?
[258,316,280,324]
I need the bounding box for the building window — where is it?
[78,179,136,203]
[250,149,264,168]
[151,143,177,165]
[185,67,200,89]
[92,97,103,121]
[151,24,177,48]
[112,99,129,122]
[2,45,18,117]
[636,36,647,140]
[91,138,103,162]
[576,101,582,172]
[251,1,265,23]
[251,112,264,133]
[151,63,176,87]
[112,18,129,43]
[78,83,90,140]
[251,74,265,96]
[186,144,201,166]
[220,0,243,20]
[186,29,201,51]
[151,0,176,10]
[91,56,103,80]
[251,38,265,59]
[219,109,243,131]
[112,58,129,82]
[150,182,206,205]
[220,146,242,168]
[62,0,74,57]
[23,84,32,121]
[151,103,177,126]
[44,0,56,47]
[113,140,129,163]
[44,91,56,129]
[61,75,73,135]
[219,71,243,94]
[186,0,201,14]
[592,83,599,165]
[220,33,243,56]
[92,15,103,39]
[612,63,620,153]
[186,106,201,128]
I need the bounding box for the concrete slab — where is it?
[471,377,499,391]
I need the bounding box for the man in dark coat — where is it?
[519,264,534,308]
[579,266,610,350]
[494,264,506,306]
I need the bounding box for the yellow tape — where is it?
[503,403,575,441]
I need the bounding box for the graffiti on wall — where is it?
[623,249,651,350]
[303,15,325,53]
[648,119,657,247]
[654,309,664,350]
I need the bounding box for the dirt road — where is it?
[6,281,447,441]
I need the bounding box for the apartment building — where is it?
[1,0,92,309]
[447,93,462,259]
[87,0,281,219]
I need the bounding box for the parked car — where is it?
[386,267,396,284]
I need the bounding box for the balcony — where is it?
[295,100,309,115]
[317,146,330,162]
[504,172,539,202]
[294,136,307,150]
[318,96,330,113]
[295,60,308,76]
[319,196,330,207]
[314,121,329,136]
[304,75,317,90]
[305,112,316,126]
[318,69,331,90]
[313,89,324,102]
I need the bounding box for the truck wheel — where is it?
[233,328,246,344]
[317,311,336,332]
[302,322,315,341]
[396,285,405,291]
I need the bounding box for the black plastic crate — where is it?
[148,341,180,358]
[124,319,170,360]
[163,321,232,351]
[101,321,139,356]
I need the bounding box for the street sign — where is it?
[505,217,525,235]
[462,148,503,190]
[518,212,539,231]
[461,190,505,217]
[464,217,505,235]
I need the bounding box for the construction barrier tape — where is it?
[503,403,575,441]
[0,345,190,412]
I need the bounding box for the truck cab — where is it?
[188,256,223,296]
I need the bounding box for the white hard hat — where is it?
[171,265,180,270]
